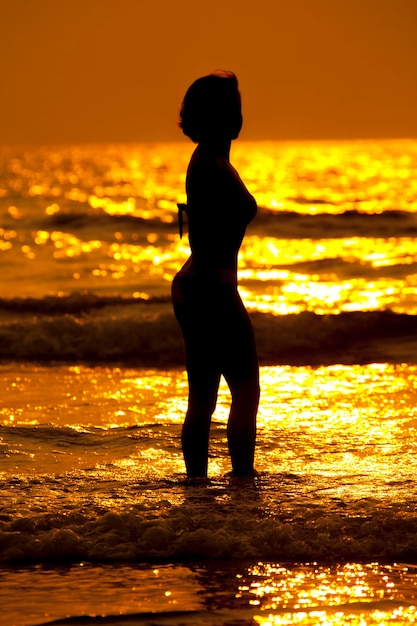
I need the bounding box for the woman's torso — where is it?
[175,146,256,286]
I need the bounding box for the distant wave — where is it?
[0,293,170,314]
[0,196,168,232]
[249,208,417,239]
[44,210,168,234]
[51,206,417,242]
[286,258,417,279]
[20,206,170,240]
[1,294,416,365]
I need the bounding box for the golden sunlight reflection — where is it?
[5,143,417,311]
[19,224,417,312]
[6,140,417,220]
[253,364,417,495]
[50,231,103,259]
[239,236,417,314]
[249,562,417,625]
[2,364,417,491]
[234,140,417,215]
[241,237,417,269]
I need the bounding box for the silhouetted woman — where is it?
[172,71,259,478]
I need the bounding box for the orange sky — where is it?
[1,0,416,144]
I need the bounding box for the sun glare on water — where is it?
[244,562,417,625]
[1,140,417,314]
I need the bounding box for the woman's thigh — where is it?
[174,294,221,407]
[173,283,258,384]
[217,291,258,378]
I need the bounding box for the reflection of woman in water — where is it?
[172,71,260,478]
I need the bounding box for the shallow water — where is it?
[2,362,417,491]
[2,562,417,625]
[2,364,417,623]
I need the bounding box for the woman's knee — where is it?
[187,370,220,416]
[187,395,218,418]
[226,370,259,401]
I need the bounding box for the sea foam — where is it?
[2,479,417,565]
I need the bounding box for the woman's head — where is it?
[179,70,242,143]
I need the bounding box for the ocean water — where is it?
[1,140,417,625]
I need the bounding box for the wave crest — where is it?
[1,297,416,365]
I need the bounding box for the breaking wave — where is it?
[2,474,417,565]
[1,293,416,365]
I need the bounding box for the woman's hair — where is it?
[179,70,242,143]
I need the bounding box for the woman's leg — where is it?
[173,286,221,477]
[225,367,259,476]
[221,292,260,476]
[182,363,221,477]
